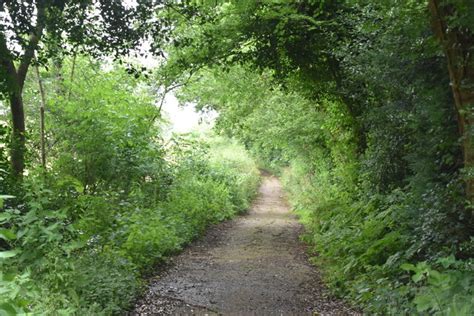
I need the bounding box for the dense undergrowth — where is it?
[168,1,474,312]
[0,59,259,314]
[180,64,474,313]
[2,0,474,315]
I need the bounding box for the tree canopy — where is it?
[1,0,474,314]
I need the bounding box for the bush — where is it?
[401,257,474,315]
[1,59,260,314]
[121,208,181,267]
[5,132,260,314]
[71,251,140,315]
[208,137,260,213]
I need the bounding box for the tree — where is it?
[428,0,474,201]
[160,0,369,152]
[0,0,166,177]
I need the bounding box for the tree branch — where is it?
[16,0,46,89]
[0,30,18,86]
[157,66,201,113]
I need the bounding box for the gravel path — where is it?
[132,176,358,315]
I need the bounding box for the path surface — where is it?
[132,176,356,315]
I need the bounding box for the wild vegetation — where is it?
[0,55,259,314]
[164,1,474,314]
[1,0,474,315]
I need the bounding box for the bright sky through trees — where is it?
[161,93,213,133]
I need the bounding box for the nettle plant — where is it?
[0,194,35,314]
[402,256,474,315]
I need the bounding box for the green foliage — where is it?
[0,57,260,314]
[2,0,473,314]
[208,137,260,213]
[402,257,474,315]
[0,196,33,315]
[69,251,139,315]
[121,207,181,267]
[168,0,474,308]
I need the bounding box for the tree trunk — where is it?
[67,53,77,100]
[9,89,26,177]
[0,1,45,178]
[35,64,47,169]
[429,0,474,202]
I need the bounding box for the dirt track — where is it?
[132,176,357,315]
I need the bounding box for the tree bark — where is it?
[0,1,46,177]
[9,89,26,177]
[429,0,474,202]
[67,52,77,100]
[35,64,47,169]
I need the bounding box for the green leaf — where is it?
[0,229,16,241]
[400,263,416,271]
[0,195,15,199]
[412,271,425,283]
[427,270,451,288]
[414,293,438,312]
[0,250,18,259]
[0,303,18,316]
[437,255,456,269]
[0,213,12,224]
